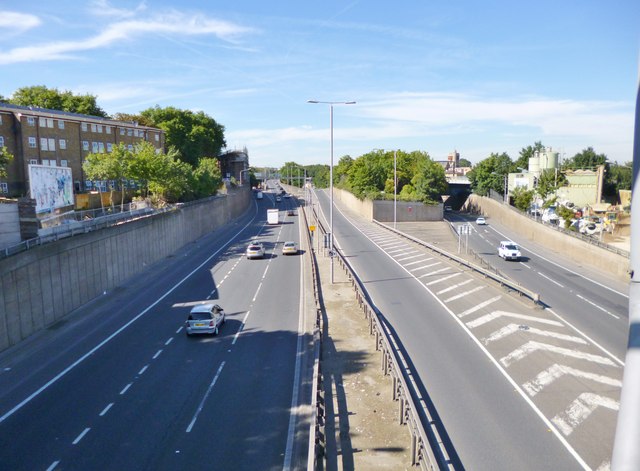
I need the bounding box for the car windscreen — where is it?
[505,244,518,250]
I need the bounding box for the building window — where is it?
[0,115,3,124]
[0,137,4,147]
[28,137,37,148]
[39,117,54,128]
[40,138,49,151]
[82,140,89,151]
[98,142,105,153]
[27,117,36,126]
[59,139,66,150]
[61,159,68,167]
[91,124,97,132]
[0,182,7,194]
[42,159,52,166]
[81,122,88,132]
[58,120,65,129]
[92,142,99,153]
[127,129,133,136]
[29,159,38,165]
[127,144,133,151]
[155,134,159,142]
[97,124,102,133]
[106,126,112,134]
[120,128,125,135]
[106,142,113,152]
[48,138,55,151]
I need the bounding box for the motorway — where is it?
[311,188,627,471]
[0,189,311,471]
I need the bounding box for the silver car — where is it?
[246,242,265,259]
[185,304,226,336]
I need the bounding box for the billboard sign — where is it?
[28,165,74,213]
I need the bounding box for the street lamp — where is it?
[307,99,356,283]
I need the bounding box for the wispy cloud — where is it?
[0,11,41,36]
[0,10,254,65]
[87,0,147,18]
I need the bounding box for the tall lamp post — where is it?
[307,99,356,283]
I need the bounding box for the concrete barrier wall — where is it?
[467,194,629,282]
[0,188,251,352]
[373,200,442,222]
[332,188,441,222]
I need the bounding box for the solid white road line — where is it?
[576,294,619,319]
[538,271,565,288]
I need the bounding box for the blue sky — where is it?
[0,0,638,168]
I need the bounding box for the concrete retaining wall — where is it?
[332,188,441,222]
[0,189,251,352]
[467,194,629,282]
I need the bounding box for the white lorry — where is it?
[267,208,279,225]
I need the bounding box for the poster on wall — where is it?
[28,164,74,214]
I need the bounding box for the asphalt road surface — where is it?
[311,188,623,471]
[0,191,312,471]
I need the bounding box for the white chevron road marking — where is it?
[552,393,619,436]
[467,311,563,329]
[482,324,587,346]
[500,341,618,368]
[458,296,502,318]
[523,363,622,397]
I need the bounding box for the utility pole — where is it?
[611,72,640,470]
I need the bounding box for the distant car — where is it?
[282,241,298,255]
[498,240,521,261]
[284,193,291,199]
[287,209,295,216]
[476,217,487,225]
[275,196,282,202]
[246,242,265,259]
[185,304,225,336]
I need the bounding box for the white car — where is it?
[282,241,298,255]
[476,217,487,225]
[498,241,521,261]
[185,304,225,336]
[246,242,265,259]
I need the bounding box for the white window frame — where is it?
[97,124,102,133]
[106,126,112,134]
[127,129,133,136]
[40,137,49,151]
[98,142,105,153]
[92,142,99,153]
[120,128,125,135]
[155,134,159,142]
[0,182,7,194]
[29,159,38,165]
[48,138,55,151]
[106,142,113,152]
[58,120,65,129]
[81,122,88,132]
[0,136,4,147]
[59,139,66,150]
[28,137,37,148]
[61,159,68,167]
[127,144,133,151]
[27,117,36,126]
[82,140,89,151]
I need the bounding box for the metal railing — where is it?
[307,203,442,470]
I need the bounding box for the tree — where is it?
[511,186,535,212]
[193,157,222,198]
[83,143,133,210]
[467,152,513,197]
[9,85,108,117]
[0,146,14,179]
[535,168,565,200]
[140,106,226,167]
[564,147,607,170]
[604,162,632,202]
[409,157,447,204]
[458,158,472,167]
[112,112,154,127]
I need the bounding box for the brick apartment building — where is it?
[0,103,165,197]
